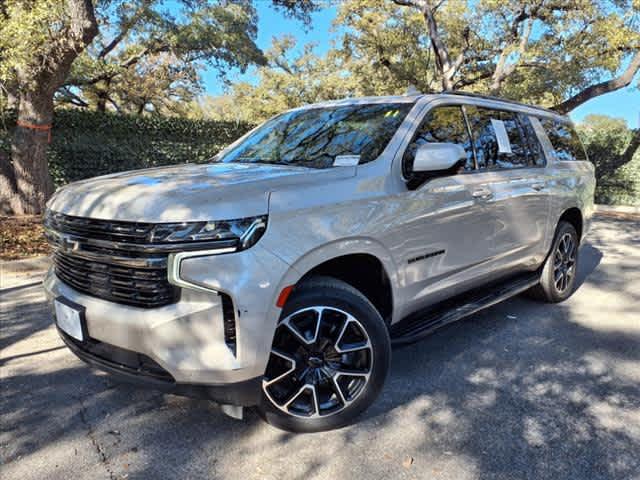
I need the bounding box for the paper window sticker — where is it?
[490,118,513,154]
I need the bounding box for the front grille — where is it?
[46,212,154,244]
[45,212,178,308]
[52,251,176,308]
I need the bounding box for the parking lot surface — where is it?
[1,215,639,480]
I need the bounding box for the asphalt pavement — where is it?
[1,214,639,480]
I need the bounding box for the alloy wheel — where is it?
[263,306,373,418]
[553,232,577,293]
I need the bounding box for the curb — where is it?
[1,255,51,274]
[0,256,51,290]
[595,204,640,215]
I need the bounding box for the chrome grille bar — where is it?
[46,211,179,308]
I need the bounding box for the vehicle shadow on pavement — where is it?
[3,230,640,479]
[0,287,51,352]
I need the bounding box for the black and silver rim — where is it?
[553,232,576,293]
[263,306,373,418]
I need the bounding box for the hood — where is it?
[47,162,355,222]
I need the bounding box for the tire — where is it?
[528,221,579,303]
[257,276,391,433]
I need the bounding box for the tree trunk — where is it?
[96,78,112,112]
[0,92,55,215]
[1,0,98,215]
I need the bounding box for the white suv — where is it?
[44,92,595,432]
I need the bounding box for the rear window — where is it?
[539,118,587,162]
[518,114,546,167]
[464,106,531,170]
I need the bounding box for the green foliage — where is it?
[62,0,266,114]
[205,0,640,119]
[0,109,254,186]
[0,0,66,87]
[577,115,640,206]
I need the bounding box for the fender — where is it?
[262,236,404,327]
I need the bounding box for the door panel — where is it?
[389,174,496,316]
[464,106,550,271]
[482,170,550,267]
[389,104,499,316]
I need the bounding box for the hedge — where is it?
[0,109,254,187]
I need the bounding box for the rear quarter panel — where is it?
[544,160,595,247]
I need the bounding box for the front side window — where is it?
[219,103,413,169]
[402,105,474,180]
[465,106,530,170]
[539,118,587,162]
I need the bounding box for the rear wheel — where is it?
[529,221,579,303]
[258,276,391,432]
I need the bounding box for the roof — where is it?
[296,95,421,109]
[292,92,567,121]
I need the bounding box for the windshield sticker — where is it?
[490,119,513,154]
[333,155,361,167]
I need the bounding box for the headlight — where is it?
[150,215,267,250]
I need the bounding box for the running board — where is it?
[390,273,540,346]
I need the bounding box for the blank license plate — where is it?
[54,299,84,341]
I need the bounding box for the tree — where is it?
[0,0,318,215]
[577,114,640,175]
[388,0,640,113]
[1,0,98,215]
[193,36,371,123]
[60,1,265,114]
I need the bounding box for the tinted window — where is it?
[465,107,530,170]
[220,103,412,169]
[402,105,474,179]
[539,118,586,162]
[518,114,546,166]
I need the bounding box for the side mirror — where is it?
[413,142,467,173]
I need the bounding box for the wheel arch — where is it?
[558,207,583,240]
[274,238,400,324]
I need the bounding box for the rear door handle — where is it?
[471,188,493,200]
[531,182,546,191]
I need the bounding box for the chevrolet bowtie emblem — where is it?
[60,236,81,252]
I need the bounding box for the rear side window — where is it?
[402,105,474,178]
[519,114,546,166]
[464,106,530,170]
[539,118,587,162]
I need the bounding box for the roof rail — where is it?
[440,90,561,116]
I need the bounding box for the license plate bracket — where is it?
[54,297,88,342]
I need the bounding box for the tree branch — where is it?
[392,0,426,7]
[57,87,89,107]
[552,51,640,114]
[98,0,153,58]
[453,69,493,88]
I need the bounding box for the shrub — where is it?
[577,115,640,206]
[0,109,254,186]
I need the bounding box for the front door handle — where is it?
[472,188,493,200]
[531,182,546,191]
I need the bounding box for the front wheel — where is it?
[257,276,391,432]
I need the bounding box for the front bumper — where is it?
[44,243,293,404]
[57,328,261,405]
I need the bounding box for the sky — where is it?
[201,2,639,128]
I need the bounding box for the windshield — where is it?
[218,102,413,169]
